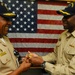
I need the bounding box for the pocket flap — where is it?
[0,53,10,64]
[66,48,75,55]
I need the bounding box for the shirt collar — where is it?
[71,31,75,37]
[66,30,75,38]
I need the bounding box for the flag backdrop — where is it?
[1,0,67,56]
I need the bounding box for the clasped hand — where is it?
[19,51,44,72]
[24,51,44,66]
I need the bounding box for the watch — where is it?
[41,61,46,68]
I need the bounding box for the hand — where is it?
[22,51,36,63]
[26,51,38,58]
[22,57,30,63]
[29,56,44,66]
[19,61,31,72]
[8,61,31,75]
[25,51,44,66]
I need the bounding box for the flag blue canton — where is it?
[3,0,37,33]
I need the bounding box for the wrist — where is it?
[40,61,46,69]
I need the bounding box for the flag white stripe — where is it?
[8,33,59,39]
[38,14,63,20]
[20,52,49,56]
[13,43,55,48]
[38,4,66,10]
[38,24,64,30]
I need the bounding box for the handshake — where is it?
[22,51,44,66]
[19,51,44,72]
[26,51,39,58]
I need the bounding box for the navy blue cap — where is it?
[57,2,75,16]
[0,2,16,18]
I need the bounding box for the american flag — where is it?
[1,0,67,56]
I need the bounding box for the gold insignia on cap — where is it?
[0,2,5,6]
[3,13,16,16]
[59,10,70,15]
[1,2,4,6]
[71,3,74,7]
[0,2,9,10]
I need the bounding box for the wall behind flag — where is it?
[1,0,67,56]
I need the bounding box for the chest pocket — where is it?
[65,44,75,60]
[0,52,11,65]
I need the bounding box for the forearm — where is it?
[44,62,71,75]
[42,52,56,62]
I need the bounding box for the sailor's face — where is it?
[0,16,12,35]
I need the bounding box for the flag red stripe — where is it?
[38,10,58,15]
[37,29,64,34]
[38,1,67,6]
[15,48,54,52]
[38,19,62,25]
[10,38,58,43]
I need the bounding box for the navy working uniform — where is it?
[42,30,75,75]
[42,2,75,75]
[0,36,19,75]
[0,2,19,75]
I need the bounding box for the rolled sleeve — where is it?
[0,72,7,75]
[42,52,56,62]
[44,62,71,75]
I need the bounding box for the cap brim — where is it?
[0,12,16,18]
[57,10,71,16]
